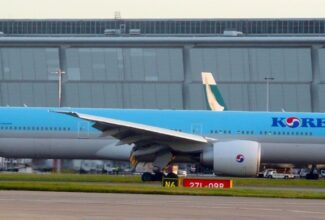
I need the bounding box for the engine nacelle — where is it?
[200,140,261,177]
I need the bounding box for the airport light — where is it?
[264,76,274,112]
[52,69,66,108]
[51,68,66,173]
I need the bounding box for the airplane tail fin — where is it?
[201,72,227,111]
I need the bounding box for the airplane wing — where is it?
[53,110,210,146]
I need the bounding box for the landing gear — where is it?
[141,150,176,182]
[165,172,178,179]
[141,172,154,181]
[153,172,164,181]
[141,171,165,182]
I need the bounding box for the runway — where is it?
[0,191,325,220]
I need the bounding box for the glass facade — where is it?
[0,19,325,35]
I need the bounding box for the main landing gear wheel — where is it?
[141,172,154,181]
[153,172,164,181]
[141,172,165,182]
[165,172,178,179]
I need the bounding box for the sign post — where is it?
[162,177,179,188]
[182,178,233,189]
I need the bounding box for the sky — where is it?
[0,0,324,19]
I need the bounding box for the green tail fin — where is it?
[201,72,227,111]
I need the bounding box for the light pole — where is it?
[52,69,66,107]
[264,77,274,112]
[52,68,65,173]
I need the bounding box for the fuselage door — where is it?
[78,121,89,138]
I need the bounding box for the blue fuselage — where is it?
[0,107,324,164]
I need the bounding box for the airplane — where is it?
[0,73,324,181]
[0,109,324,180]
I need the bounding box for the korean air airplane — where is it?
[0,73,324,181]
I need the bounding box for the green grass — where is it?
[0,173,141,183]
[0,173,324,199]
[233,177,325,188]
[0,181,324,199]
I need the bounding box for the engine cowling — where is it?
[200,140,261,177]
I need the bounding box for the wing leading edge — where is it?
[52,110,210,145]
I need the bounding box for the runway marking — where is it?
[290,210,325,215]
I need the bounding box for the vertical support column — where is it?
[0,48,4,106]
[311,45,321,112]
[182,44,193,110]
[119,48,126,108]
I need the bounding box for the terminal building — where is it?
[0,19,325,112]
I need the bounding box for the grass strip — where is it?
[233,178,325,188]
[0,181,325,199]
[1,173,325,188]
[0,173,141,183]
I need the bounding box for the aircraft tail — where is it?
[201,72,227,111]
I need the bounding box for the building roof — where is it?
[1,19,325,36]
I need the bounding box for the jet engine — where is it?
[200,140,261,177]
